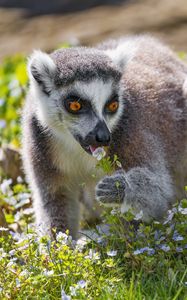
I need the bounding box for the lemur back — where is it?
[22,35,187,239]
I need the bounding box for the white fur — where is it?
[104,38,138,71]
[74,80,124,131]
[182,76,187,98]
[50,129,104,190]
[31,76,124,136]
[28,50,56,86]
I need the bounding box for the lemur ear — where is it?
[28,50,57,95]
[105,43,136,72]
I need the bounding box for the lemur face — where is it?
[57,79,122,155]
[28,48,123,155]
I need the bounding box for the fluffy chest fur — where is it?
[50,129,103,187]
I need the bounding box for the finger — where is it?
[96,195,117,204]
[96,189,115,197]
[97,183,112,190]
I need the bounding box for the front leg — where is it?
[96,167,174,220]
[33,186,81,240]
[96,171,126,204]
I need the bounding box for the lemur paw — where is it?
[95,172,126,204]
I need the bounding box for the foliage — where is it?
[0,178,187,299]
[0,55,28,147]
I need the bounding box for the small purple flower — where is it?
[163,210,174,224]
[133,247,155,255]
[9,249,16,256]
[159,244,170,252]
[176,247,183,253]
[154,230,165,242]
[147,248,155,255]
[92,147,106,160]
[173,231,184,241]
[0,98,5,106]
[61,288,71,300]
[0,119,6,129]
[77,280,86,288]
[133,247,151,255]
[134,210,143,221]
[96,236,105,246]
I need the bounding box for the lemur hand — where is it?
[95,171,126,204]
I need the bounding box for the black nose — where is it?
[95,127,111,144]
[86,121,111,146]
[93,121,111,146]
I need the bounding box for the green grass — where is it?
[0,54,187,300]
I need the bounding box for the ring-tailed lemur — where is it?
[22,35,187,239]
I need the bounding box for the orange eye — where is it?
[107,101,119,113]
[69,101,81,112]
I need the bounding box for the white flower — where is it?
[0,227,9,232]
[111,208,118,215]
[23,208,34,215]
[69,286,77,296]
[76,237,88,251]
[0,179,12,194]
[43,269,54,276]
[7,261,16,268]
[134,210,143,221]
[178,206,187,215]
[15,278,21,288]
[85,249,100,261]
[0,248,7,258]
[17,176,23,183]
[10,87,22,98]
[9,249,16,256]
[56,232,72,244]
[92,147,106,161]
[116,160,122,168]
[8,79,19,89]
[19,270,29,277]
[107,250,117,257]
[61,289,71,300]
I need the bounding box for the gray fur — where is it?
[22,35,187,239]
[51,47,122,86]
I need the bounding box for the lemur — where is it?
[22,35,187,239]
